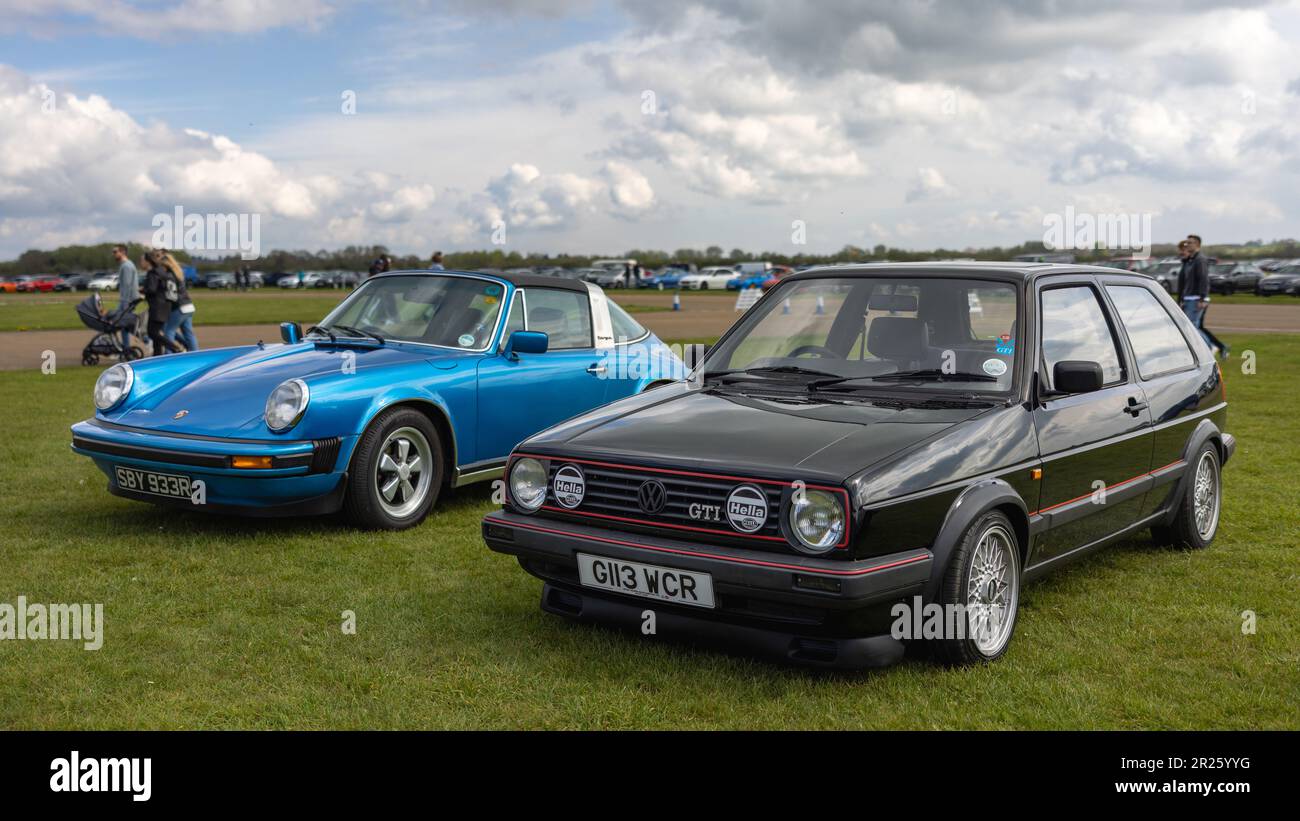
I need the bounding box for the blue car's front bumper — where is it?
[70,418,354,517]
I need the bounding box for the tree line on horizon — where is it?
[3,238,1298,277]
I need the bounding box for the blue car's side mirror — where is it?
[505,330,548,359]
[280,322,302,344]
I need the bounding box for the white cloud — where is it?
[0,0,334,37]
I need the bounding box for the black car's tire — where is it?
[930,510,1021,666]
[1151,442,1221,550]
[343,407,444,530]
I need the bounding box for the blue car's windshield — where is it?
[318,275,505,350]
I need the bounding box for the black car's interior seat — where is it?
[867,316,929,370]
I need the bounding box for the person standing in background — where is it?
[112,244,139,355]
[1178,234,1216,353]
[140,251,179,356]
[429,251,445,271]
[159,251,199,352]
[1185,235,1229,358]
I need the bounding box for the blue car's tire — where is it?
[344,407,444,530]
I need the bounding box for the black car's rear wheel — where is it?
[1151,442,1221,549]
[931,510,1021,666]
[344,407,444,529]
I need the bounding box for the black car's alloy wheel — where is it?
[931,510,1022,666]
[344,407,444,529]
[1151,442,1221,549]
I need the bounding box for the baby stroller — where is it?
[76,292,145,365]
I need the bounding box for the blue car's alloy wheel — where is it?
[344,407,444,530]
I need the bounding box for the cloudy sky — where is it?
[1,0,1298,260]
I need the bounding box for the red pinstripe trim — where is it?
[1028,459,1185,516]
[540,505,789,542]
[500,517,928,577]
[510,452,852,549]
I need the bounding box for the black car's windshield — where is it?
[317,275,505,349]
[702,276,1019,393]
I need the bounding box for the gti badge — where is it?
[553,464,586,509]
[173,410,189,419]
[637,480,667,515]
[726,484,767,533]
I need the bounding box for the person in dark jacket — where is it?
[1178,234,1221,355]
[141,251,180,356]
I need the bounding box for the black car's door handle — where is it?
[1123,397,1149,416]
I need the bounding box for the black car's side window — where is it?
[1104,285,1196,378]
[1040,285,1125,388]
[522,288,593,349]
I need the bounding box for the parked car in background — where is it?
[761,265,796,290]
[206,272,236,289]
[278,271,331,289]
[1209,262,1264,294]
[1099,256,1153,272]
[574,268,606,283]
[71,270,683,530]
[88,274,119,292]
[1144,260,1183,294]
[678,266,738,290]
[325,271,358,288]
[55,273,94,292]
[16,274,63,292]
[1256,264,1300,296]
[0,277,19,293]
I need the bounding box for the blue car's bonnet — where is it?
[107,341,468,438]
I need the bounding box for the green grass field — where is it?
[0,333,1295,729]
[0,289,667,332]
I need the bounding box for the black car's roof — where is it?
[788,261,1153,284]
[372,268,589,293]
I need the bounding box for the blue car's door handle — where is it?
[586,364,608,375]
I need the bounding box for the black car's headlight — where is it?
[788,489,845,553]
[509,457,548,512]
[265,378,309,431]
[93,363,134,410]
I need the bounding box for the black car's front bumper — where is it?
[482,510,933,669]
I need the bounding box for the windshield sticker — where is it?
[983,358,1008,377]
[485,285,501,296]
[996,335,1015,355]
[483,296,497,305]
[457,334,475,347]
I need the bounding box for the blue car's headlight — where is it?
[265,378,309,431]
[94,363,133,410]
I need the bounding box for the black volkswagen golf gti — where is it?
[482,263,1233,668]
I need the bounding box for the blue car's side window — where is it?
[522,289,592,349]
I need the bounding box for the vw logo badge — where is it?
[553,464,585,509]
[726,484,768,533]
[637,480,667,515]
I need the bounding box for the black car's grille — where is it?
[540,459,792,549]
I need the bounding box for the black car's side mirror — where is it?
[280,322,302,344]
[505,330,548,359]
[1051,360,1104,395]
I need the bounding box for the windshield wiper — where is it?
[332,324,385,344]
[706,364,843,383]
[808,369,1000,390]
[305,325,336,342]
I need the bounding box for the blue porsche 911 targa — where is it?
[71,270,683,529]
